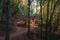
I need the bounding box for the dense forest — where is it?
[0,0,60,40]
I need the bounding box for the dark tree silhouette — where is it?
[39,0,43,40]
[28,0,31,33]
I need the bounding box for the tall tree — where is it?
[48,0,59,35]
[28,0,31,33]
[5,0,10,40]
[40,0,43,40]
[45,0,50,40]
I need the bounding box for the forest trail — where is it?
[0,27,28,40]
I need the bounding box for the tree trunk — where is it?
[28,0,31,33]
[0,0,7,36]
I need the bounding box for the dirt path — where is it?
[0,27,28,40]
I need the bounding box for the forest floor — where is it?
[0,20,60,40]
[0,27,28,40]
[0,27,60,40]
